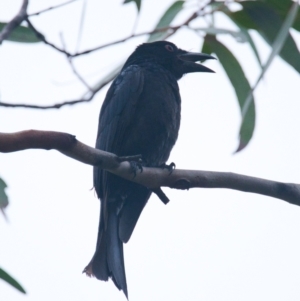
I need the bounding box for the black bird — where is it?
[84,41,214,297]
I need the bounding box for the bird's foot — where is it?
[118,154,145,177]
[129,160,144,177]
[160,162,176,174]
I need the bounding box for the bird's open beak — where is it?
[178,52,216,73]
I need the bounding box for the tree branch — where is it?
[1,130,299,206]
[0,97,94,110]
[0,68,115,109]
[26,19,71,56]
[0,0,28,44]
[71,12,198,58]
[25,21,184,59]
[0,11,198,110]
[26,10,198,59]
[71,25,182,57]
[59,32,94,91]
[28,0,78,17]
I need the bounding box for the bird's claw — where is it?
[130,160,144,177]
[160,162,176,174]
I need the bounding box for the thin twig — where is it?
[0,10,199,109]
[59,32,93,91]
[0,0,29,44]
[26,20,182,58]
[0,98,94,109]
[68,57,94,90]
[26,19,72,56]
[72,12,198,57]
[29,0,78,16]
[26,10,198,59]
[0,23,192,109]
[71,25,181,57]
[0,70,114,109]
[75,0,87,52]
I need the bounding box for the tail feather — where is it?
[91,231,109,281]
[107,210,128,297]
[84,209,128,298]
[119,187,151,243]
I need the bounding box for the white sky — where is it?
[1,1,300,300]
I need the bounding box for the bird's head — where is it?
[124,41,215,79]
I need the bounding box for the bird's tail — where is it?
[84,210,128,298]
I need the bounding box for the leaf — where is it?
[242,0,299,123]
[0,177,8,218]
[202,36,255,151]
[196,27,249,42]
[197,26,263,68]
[264,0,300,32]
[242,27,263,68]
[123,0,141,12]
[235,26,263,69]
[148,1,184,42]
[0,23,40,43]
[228,1,300,74]
[0,268,26,294]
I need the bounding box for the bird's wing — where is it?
[91,65,147,294]
[94,65,146,228]
[96,64,145,154]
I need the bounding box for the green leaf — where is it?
[198,25,264,69]
[0,268,26,294]
[123,0,141,12]
[243,28,263,68]
[243,0,299,115]
[0,177,8,211]
[263,0,300,32]
[228,2,300,74]
[148,1,184,42]
[0,23,40,43]
[241,0,299,132]
[236,26,263,69]
[197,26,262,69]
[202,36,255,151]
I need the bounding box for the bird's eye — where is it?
[165,45,174,52]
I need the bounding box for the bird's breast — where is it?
[120,68,181,166]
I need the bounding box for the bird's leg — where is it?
[118,154,148,177]
[117,154,145,176]
[160,162,176,174]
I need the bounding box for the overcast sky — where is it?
[1,1,300,301]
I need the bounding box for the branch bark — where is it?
[1,130,299,206]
